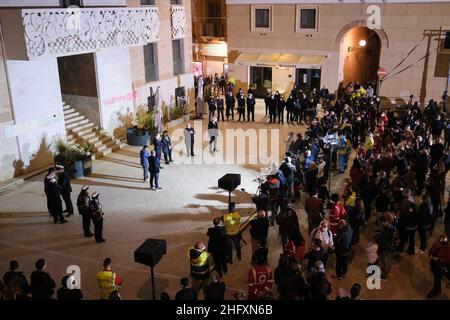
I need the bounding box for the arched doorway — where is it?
[340,26,381,85]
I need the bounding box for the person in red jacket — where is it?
[426,235,450,298]
[329,193,347,236]
[247,255,273,300]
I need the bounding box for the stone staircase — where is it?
[63,102,126,159]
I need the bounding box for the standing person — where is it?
[309,220,334,267]
[139,145,150,182]
[47,173,68,224]
[206,218,228,277]
[338,133,348,174]
[236,89,246,122]
[2,260,30,300]
[418,194,434,252]
[96,258,122,300]
[225,91,235,121]
[175,277,197,300]
[268,94,277,123]
[284,132,294,154]
[208,94,216,121]
[347,198,365,245]
[184,123,195,157]
[216,94,225,121]
[30,259,56,301]
[249,210,269,254]
[307,261,332,300]
[44,167,56,215]
[149,150,161,191]
[247,254,273,300]
[161,130,173,165]
[445,193,450,239]
[278,261,309,300]
[305,189,324,235]
[188,241,212,293]
[304,238,325,272]
[57,276,83,301]
[222,202,242,263]
[204,273,226,300]
[366,235,379,276]
[397,201,419,255]
[377,215,395,280]
[89,192,106,243]
[55,165,73,217]
[264,92,271,117]
[335,220,353,280]
[426,235,450,298]
[275,203,300,250]
[76,186,93,237]
[246,93,256,122]
[208,117,219,153]
[277,96,285,124]
[329,193,346,236]
[153,133,163,169]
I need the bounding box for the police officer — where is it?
[77,186,93,237]
[286,95,294,124]
[89,192,105,243]
[153,133,163,169]
[44,167,56,216]
[47,173,68,224]
[278,96,285,124]
[236,89,246,122]
[268,94,277,123]
[140,145,150,182]
[246,93,256,122]
[222,202,242,263]
[161,130,173,165]
[56,165,73,217]
[216,95,225,121]
[96,258,122,300]
[264,92,271,117]
[225,91,235,121]
[208,95,216,121]
[188,241,212,293]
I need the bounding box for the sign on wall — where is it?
[4,112,64,138]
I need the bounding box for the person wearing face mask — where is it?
[236,89,246,122]
[268,94,277,124]
[286,95,294,124]
[277,96,285,124]
[246,93,256,122]
[309,220,334,268]
[225,91,235,121]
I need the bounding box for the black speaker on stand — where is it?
[134,239,167,300]
[218,173,241,205]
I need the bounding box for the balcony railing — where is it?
[5,7,160,59]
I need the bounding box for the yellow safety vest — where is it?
[96,270,120,300]
[365,137,374,150]
[188,247,210,275]
[223,211,241,236]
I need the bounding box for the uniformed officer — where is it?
[217,95,225,121]
[208,95,216,121]
[96,258,122,300]
[44,167,56,216]
[246,93,256,122]
[188,241,212,293]
[236,89,246,122]
[278,97,286,124]
[268,94,277,123]
[89,192,105,243]
[161,130,173,165]
[264,92,271,117]
[222,202,242,263]
[225,91,235,121]
[47,173,68,224]
[56,165,74,217]
[153,133,163,169]
[77,185,93,237]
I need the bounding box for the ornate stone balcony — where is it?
[171,5,186,40]
[0,7,160,60]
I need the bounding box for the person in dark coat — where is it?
[161,130,173,165]
[415,148,429,194]
[445,195,450,239]
[417,195,434,252]
[56,165,74,217]
[225,91,235,121]
[184,123,195,157]
[57,275,83,301]
[277,97,286,124]
[246,93,256,122]
[175,277,197,301]
[3,260,30,300]
[276,204,300,250]
[249,210,269,253]
[217,95,225,121]
[278,261,309,300]
[206,218,228,277]
[44,167,56,215]
[203,273,226,300]
[30,259,56,301]
[139,145,150,182]
[307,261,331,300]
[89,192,105,243]
[268,94,277,123]
[153,133,163,169]
[77,185,93,237]
[335,220,353,280]
[148,150,161,190]
[397,200,419,255]
[47,173,68,224]
[208,96,216,121]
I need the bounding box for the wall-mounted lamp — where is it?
[359,39,367,47]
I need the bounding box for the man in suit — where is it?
[153,133,163,169]
[30,259,56,301]
[246,93,256,122]
[56,165,73,217]
[44,167,56,216]
[207,218,228,277]
[47,173,68,224]
[140,145,150,182]
[236,89,246,122]
[149,150,161,190]
[184,123,195,157]
[225,91,235,121]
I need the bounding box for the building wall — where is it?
[227,2,450,101]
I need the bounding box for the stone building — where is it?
[0,0,194,182]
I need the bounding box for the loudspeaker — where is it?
[218,173,241,192]
[134,239,167,268]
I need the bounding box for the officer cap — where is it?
[92,192,99,199]
[82,185,89,191]
[56,164,64,169]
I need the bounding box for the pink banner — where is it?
[102,91,139,106]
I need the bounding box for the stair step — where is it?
[63,104,71,110]
[64,112,80,121]
[94,145,108,153]
[63,108,75,115]
[65,115,85,125]
[66,118,89,130]
[71,123,94,134]
[83,135,101,144]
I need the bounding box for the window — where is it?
[171,0,182,4]
[141,0,155,5]
[172,39,185,75]
[296,6,318,32]
[251,5,272,32]
[60,0,83,7]
[300,9,316,29]
[144,43,158,82]
[255,9,270,28]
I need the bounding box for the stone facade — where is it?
[226,1,450,102]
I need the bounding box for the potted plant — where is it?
[126,108,155,146]
[54,139,89,179]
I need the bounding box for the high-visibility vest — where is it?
[188,247,210,276]
[96,270,122,300]
[365,137,374,150]
[223,211,241,236]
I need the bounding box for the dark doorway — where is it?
[342,26,381,85]
[249,66,272,98]
[295,68,321,92]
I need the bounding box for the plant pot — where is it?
[126,128,150,146]
[74,160,84,178]
[82,155,92,176]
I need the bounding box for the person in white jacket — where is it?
[309,220,334,268]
